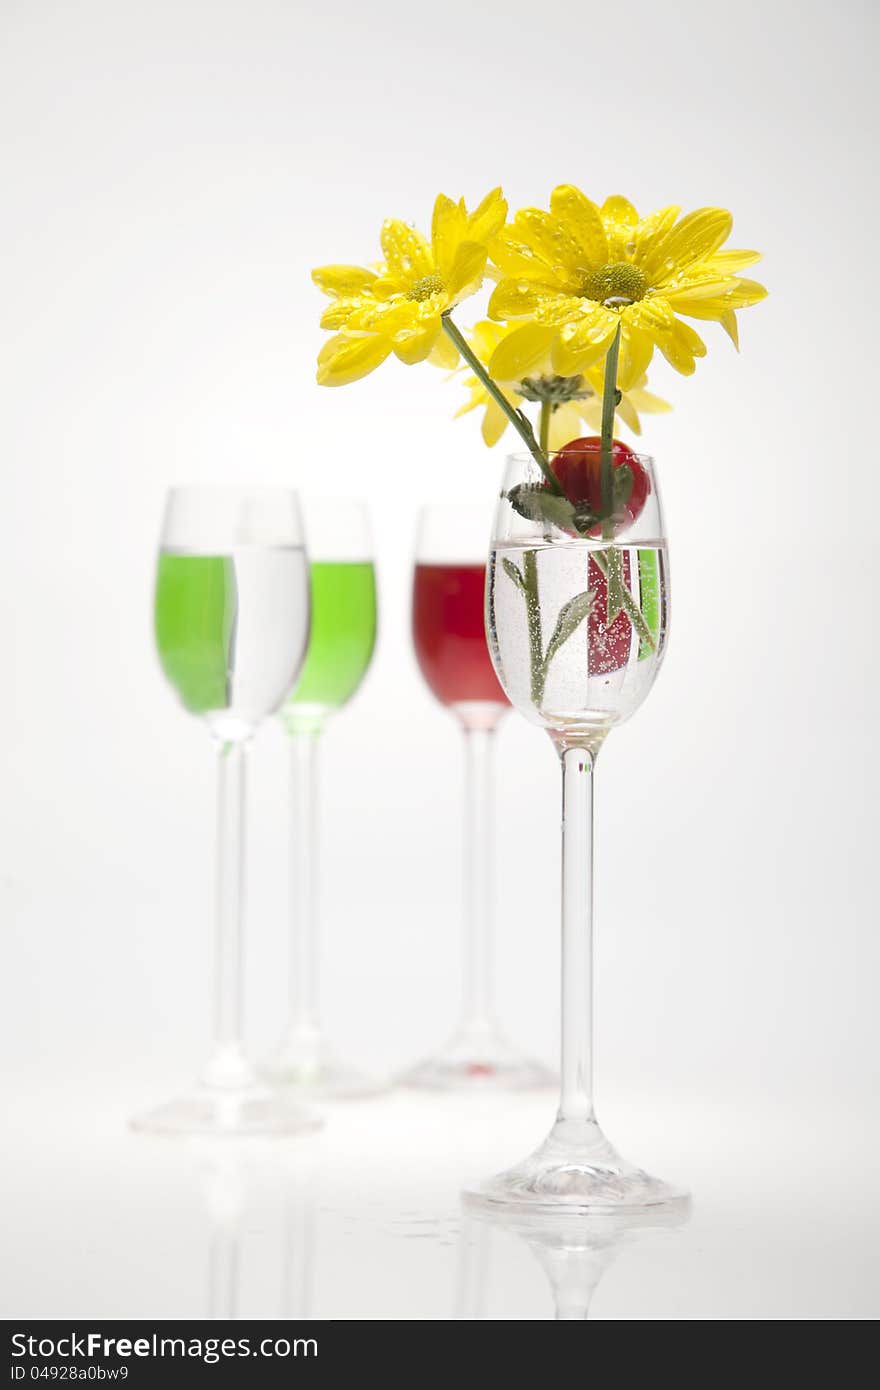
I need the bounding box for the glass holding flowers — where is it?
[312,184,765,1209]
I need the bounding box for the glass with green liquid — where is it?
[283,560,377,734]
[133,485,321,1139]
[264,499,381,1098]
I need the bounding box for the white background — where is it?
[1,0,878,1319]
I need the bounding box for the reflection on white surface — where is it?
[455,1212,490,1320]
[2,1086,879,1320]
[279,1180,315,1320]
[466,1204,690,1320]
[204,1168,240,1319]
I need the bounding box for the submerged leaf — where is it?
[544,589,595,667]
[506,484,576,532]
[501,556,527,591]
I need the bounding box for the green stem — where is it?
[600,323,621,538]
[522,549,546,705]
[539,400,551,456]
[591,548,656,652]
[442,316,561,494]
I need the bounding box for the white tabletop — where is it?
[4,1083,877,1320]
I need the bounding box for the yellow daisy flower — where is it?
[486,187,766,390]
[313,188,507,386]
[454,322,671,447]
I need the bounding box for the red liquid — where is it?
[412,564,507,708]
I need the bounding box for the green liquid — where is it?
[637,549,661,661]
[154,552,237,713]
[285,561,377,730]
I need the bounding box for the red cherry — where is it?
[551,436,650,532]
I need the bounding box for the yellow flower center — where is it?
[408,273,444,303]
[582,261,647,307]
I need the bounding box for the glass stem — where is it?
[289,729,320,1036]
[206,739,249,1086]
[461,725,495,1032]
[557,743,597,1125]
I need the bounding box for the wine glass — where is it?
[132,486,321,1137]
[398,502,554,1090]
[466,452,687,1209]
[264,498,382,1097]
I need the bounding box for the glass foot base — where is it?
[131,1053,324,1137]
[397,1025,555,1092]
[263,1030,388,1100]
[465,1117,689,1215]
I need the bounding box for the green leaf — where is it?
[506,484,576,532]
[605,549,628,626]
[501,556,527,592]
[543,589,595,667]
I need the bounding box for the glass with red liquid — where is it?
[399,504,553,1091]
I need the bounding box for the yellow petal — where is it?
[548,402,587,450]
[628,387,672,414]
[622,300,702,375]
[705,248,762,272]
[663,275,740,304]
[316,333,393,387]
[470,319,507,362]
[482,397,510,447]
[429,332,460,370]
[615,395,642,435]
[626,298,676,334]
[507,207,587,290]
[320,298,364,330]
[579,397,602,433]
[380,219,433,282]
[601,195,639,260]
[617,324,655,391]
[312,265,378,296]
[489,322,558,381]
[466,186,508,243]
[488,278,544,319]
[489,228,559,282]
[549,185,608,266]
[721,310,739,348]
[454,379,484,417]
[658,316,707,375]
[632,205,680,273]
[446,240,488,299]
[392,318,442,365]
[725,277,767,307]
[649,208,733,284]
[431,195,467,279]
[343,297,411,334]
[371,274,407,301]
[582,377,644,435]
[672,278,767,319]
[552,306,617,375]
